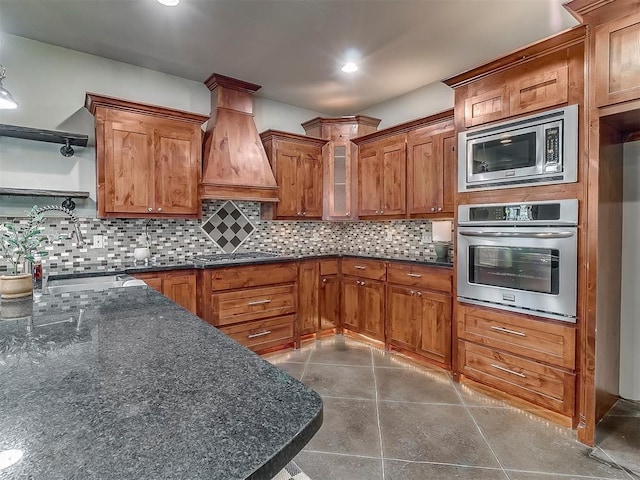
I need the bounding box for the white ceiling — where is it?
[0,0,578,115]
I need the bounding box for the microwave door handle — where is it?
[459,231,575,239]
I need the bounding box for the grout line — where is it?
[299,346,314,382]
[591,446,638,480]
[451,378,512,480]
[503,466,634,480]
[371,347,386,480]
[302,449,382,460]
[383,457,507,471]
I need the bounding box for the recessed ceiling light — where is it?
[341,62,358,73]
[157,0,179,6]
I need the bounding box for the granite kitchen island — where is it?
[0,287,322,479]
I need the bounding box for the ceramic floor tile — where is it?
[378,402,500,467]
[596,415,640,476]
[385,460,508,480]
[307,337,373,366]
[263,347,312,364]
[304,397,382,457]
[301,363,376,399]
[505,472,631,480]
[272,362,306,380]
[605,399,640,417]
[375,366,460,404]
[294,451,383,480]
[470,407,629,479]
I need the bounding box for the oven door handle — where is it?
[458,231,575,239]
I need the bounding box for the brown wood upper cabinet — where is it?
[595,10,640,107]
[260,131,326,220]
[357,134,407,217]
[453,46,574,128]
[407,126,455,216]
[302,116,381,221]
[85,94,208,219]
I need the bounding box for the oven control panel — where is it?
[460,199,578,226]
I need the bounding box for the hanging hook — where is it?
[60,138,75,157]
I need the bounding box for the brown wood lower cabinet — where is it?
[342,276,385,341]
[219,315,296,352]
[132,270,197,315]
[319,259,340,332]
[456,302,577,418]
[386,263,452,368]
[298,260,320,336]
[200,263,298,353]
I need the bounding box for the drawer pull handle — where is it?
[248,299,272,306]
[407,273,422,278]
[490,325,526,337]
[491,363,526,378]
[354,265,366,270]
[248,330,271,339]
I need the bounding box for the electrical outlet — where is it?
[92,235,104,249]
[385,231,394,242]
[420,233,431,245]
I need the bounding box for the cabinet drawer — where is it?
[386,263,452,293]
[459,341,575,416]
[342,258,386,280]
[219,315,295,352]
[320,258,339,276]
[211,284,296,326]
[457,304,576,370]
[209,263,297,291]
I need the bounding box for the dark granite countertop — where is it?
[0,288,323,479]
[43,252,453,279]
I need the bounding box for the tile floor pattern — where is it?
[265,336,640,480]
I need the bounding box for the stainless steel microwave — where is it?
[458,104,578,192]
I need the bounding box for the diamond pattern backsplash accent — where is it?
[200,201,255,253]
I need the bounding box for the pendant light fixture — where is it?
[0,65,18,109]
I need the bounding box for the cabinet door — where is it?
[163,274,197,315]
[324,142,354,220]
[417,291,451,367]
[361,280,385,342]
[407,132,441,215]
[357,145,382,215]
[144,277,164,293]
[154,124,200,215]
[298,261,320,335]
[103,118,154,215]
[381,139,406,216]
[274,141,300,217]
[319,275,340,330]
[342,277,361,332]
[595,11,640,107]
[298,144,323,218]
[387,285,418,351]
[509,65,568,117]
[464,87,509,127]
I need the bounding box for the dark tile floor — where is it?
[265,336,640,480]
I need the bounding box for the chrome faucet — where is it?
[28,205,85,247]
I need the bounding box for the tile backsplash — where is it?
[0,201,451,274]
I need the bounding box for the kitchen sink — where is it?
[44,274,146,294]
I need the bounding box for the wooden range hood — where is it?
[200,73,279,202]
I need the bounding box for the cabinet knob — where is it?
[297,211,301,216]
[437,207,442,212]
[157,207,163,213]
[302,211,306,216]
[148,207,154,212]
[322,278,327,284]
[380,210,384,214]
[417,292,422,297]
[430,207,435,212]
[361,281,366,286]
[346,211,350,216]
[410,290,415,296]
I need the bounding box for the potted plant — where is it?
[0,206,49,299]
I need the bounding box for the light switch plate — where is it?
[92,234,104,249]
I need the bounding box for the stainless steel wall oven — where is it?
[457,199,578,322]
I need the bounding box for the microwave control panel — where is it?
[543,125,561,172]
